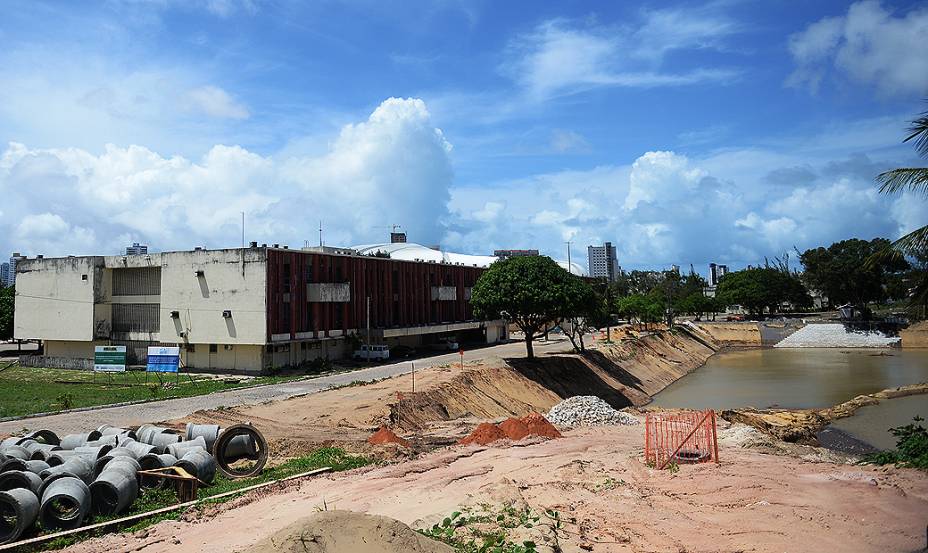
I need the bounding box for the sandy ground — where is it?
[65,424,928,553]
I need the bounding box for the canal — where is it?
[650,348,928,448]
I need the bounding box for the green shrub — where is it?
[865,416,928,470]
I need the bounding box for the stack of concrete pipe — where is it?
[0,422,241,545]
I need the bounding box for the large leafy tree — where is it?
[801,238,909,308]
[615,294,664,329]
[715,268,810,315]
[0,286,13,341]
[470,256,586,359]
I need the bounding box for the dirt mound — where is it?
[368,426,411,448]
[243,510,453,553]
[459,422,507,445]
[499,417,530,440]
[520,412,562,439]
[460,414,561,446]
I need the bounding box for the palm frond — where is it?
[903,108,928,158]
[891,224,928,258]
[876,167,928,196]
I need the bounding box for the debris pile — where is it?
[547,396,640,427]
[459,413,561,446]
[368,426,411,448]
[0,422,265,545]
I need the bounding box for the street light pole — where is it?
[566,241,572,273]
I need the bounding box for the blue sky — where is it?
[1,0,926,273]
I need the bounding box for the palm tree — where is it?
[876,105,928,256]
[876,105,928,313]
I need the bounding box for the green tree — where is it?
[616,294,663,329]
[715,268,810,316]
[800,238,909,308]
[560,276,600,353]
[470,256,584,359]
[875,105,928,258]
[0,286,13,341]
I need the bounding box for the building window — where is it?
[305,264,313,283]
[209,344,217,353]
[186,344,196,352]
[282,263,291,293]
[81,274,88,281]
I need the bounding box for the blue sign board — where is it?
[147,346,180,373]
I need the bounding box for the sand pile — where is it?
[244,510,453,553]
[459,413,561,446]
[368,426,411,448]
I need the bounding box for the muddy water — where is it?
[650,348,928,410]
[830,395,927,450]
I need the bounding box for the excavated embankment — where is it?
[390,330,714,431]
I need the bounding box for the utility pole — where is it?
[319,221,323,247]
[366,296,371,355]
[566,241,572,274]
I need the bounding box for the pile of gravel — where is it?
[547,396,640,427]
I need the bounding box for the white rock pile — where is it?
[547,396,640,427]
[774,323,900,348]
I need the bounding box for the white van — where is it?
[352,344,390,361]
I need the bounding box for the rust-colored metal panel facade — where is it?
[266,249,484,340]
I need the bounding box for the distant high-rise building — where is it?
[0,263,9,287]
[126,242,148,255]
[7,253,25,287]
[494,249,539,259]
[588,242,619,282]
[708,263,729,286]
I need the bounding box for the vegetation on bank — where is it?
[865,416,928,470]
[420,503,560,553]
[31,447,372,551]
[0,365,302,418]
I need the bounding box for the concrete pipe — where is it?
[24,442,60,461]
[123,441,157,458]
[149,432,182,454]
[84,435,119,447]
[0,488,40,544]
[59,432,102,450]
[45,450,86,467]
[137,453,178,489]
[0,459,28,473]
[40,456,94,484]
[136,425,175,445]
[90,468,138,515]
[165,436,206,459]
[175,450,216,484]
[97,425,137,440]
[39,476,91,531]
[23,460,50,476]
[212,424,268,479]
[73,444,114,460]
[0,446,31,461]
[107,447,138,460]
[186,424,221,451]
[94,457,140,481]
[23,429,60,446]
[0,438,21,449]
[12,440,37,452]
[0,471,43,495]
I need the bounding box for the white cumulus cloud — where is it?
[787,1,928,96]
[0,97,453,258]
[186,86,250,120]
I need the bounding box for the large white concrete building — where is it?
[14,246,506,373]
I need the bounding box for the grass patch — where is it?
[419,503,552,553]
[0,366,302,418]
[25,447,373,551]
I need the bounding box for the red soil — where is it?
[458,423,507,446]
[521,412,562,439]
[499,417,531,440]
[460,413,561,446]
[368,426,411,448]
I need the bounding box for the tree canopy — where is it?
[470,255,588,358]
[715,267,810,315]
[0,286,13,341]
[800,238,909,308]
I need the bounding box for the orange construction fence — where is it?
[645,410,720,469]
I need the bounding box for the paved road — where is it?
[0,337,572,435]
